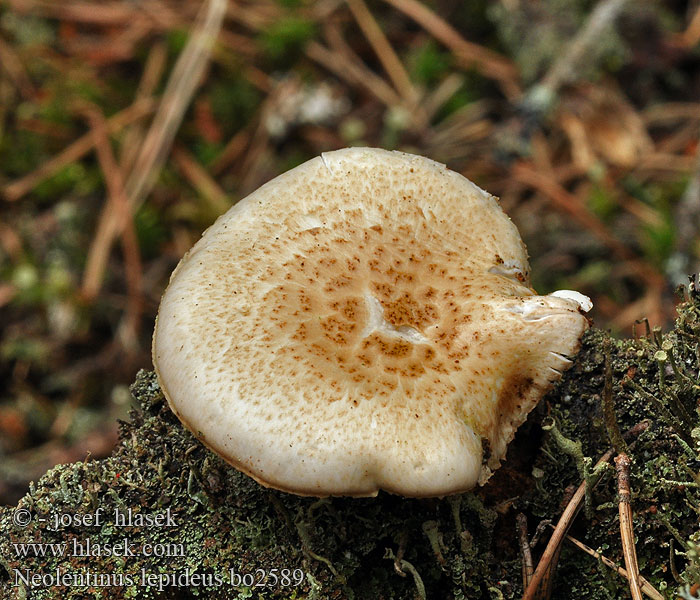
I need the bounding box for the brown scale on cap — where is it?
[153,148,591,498]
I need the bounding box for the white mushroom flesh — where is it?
[153,148,591,497]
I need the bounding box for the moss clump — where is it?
[2,292,699,599]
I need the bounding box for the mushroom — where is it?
[153,147,591,498]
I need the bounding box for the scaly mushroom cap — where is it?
[153,148,590,497]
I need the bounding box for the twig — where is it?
[217,30,260,59]
[675,3,700,48]
[0,33,36,98]
[210,127,252,176]
[346,0,425,126]
[522,421,648,600]
[615,454,643,600]
[8,0,178,28]
[381,0,520,99]
[119,42,169,174]
[0,284,17,309]
[224,0,279,31]
[669,127,700,283]
[82,107,143,352]
[512,163,666,291]
[560,530,664,600]
[235,118,271,193]
[643,102,700,125]
[517,513,534,589]
[636,152,697,173]
[610,290,665,334]
[347,0,414,100]
[655,121,699,155]
[523,447,614,600]
[2,97,155,202]
[425,101,492,161]
[0,222,22,259]
[306,39,401,108]
[78,0,227,304]
[240,64,274,93]
[422,73,465,121]
[62,18,152,66]
[172,147,231,216]
[123,0,228,210]
[524,0,630,114]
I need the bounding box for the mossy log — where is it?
[2,292,700,600]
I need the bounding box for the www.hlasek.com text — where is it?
[13,537,185,558]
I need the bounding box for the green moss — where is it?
[34,163,101,202]
[208,77,263,137]
[0,129,45,178]
[133,204,168,261]
[488,0,628,85]
[407,41,453,88]
[2,294,699,599]
[587,185,618,221]
[259,17,317,68]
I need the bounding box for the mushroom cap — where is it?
[153,147,590,498]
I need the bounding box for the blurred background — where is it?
[0,0,698,504]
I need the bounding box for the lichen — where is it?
[2,292,699,599]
